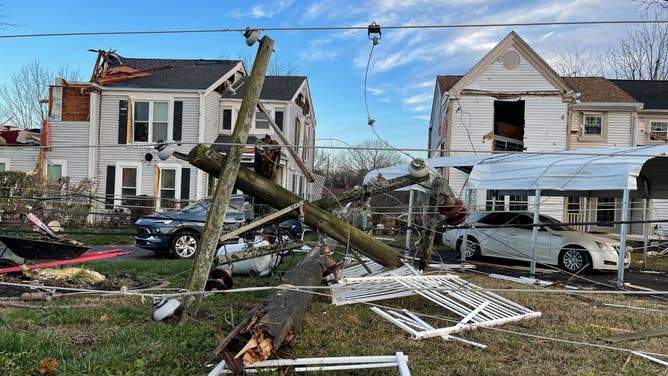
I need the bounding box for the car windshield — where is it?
[181,200,211,213]
[539,215,574,231]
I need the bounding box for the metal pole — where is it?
[530,189,541,276]
[643,198,649,271]
[405,189,414,253]
[461,189,471,273]
[617,189,630,289]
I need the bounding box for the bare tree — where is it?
[0,61,81,128]
[551,42,605,77]
[337,140,407,185]
[606,14,668,80]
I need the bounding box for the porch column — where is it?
[617,189,630,289]
[530,189,541,276]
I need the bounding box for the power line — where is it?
[1,20,667,40]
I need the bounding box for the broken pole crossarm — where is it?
[188,145,404,268]
[218,201,304,244]
[180,35,275,323]
[217,240,303,265]
[313,173,429,210]
[257,101,315,183]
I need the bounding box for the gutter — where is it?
[571,102,643,111]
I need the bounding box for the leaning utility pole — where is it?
[179,35,274,323]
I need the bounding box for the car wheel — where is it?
[170,232,198,259]
[457,236,480,259]
[559,247,589,273]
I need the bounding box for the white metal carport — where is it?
[365,145,668,288]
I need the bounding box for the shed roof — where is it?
[228,76,307,101]
[365,145,668,199]
[610,79,668,110]
[103,56,241,90]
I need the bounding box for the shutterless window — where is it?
[255,111,270,129]
[650,121,668,141]
[0,162,5,172]
[222,109,232,131]
[134,101,169,142]
[46,164,63,182]
[160,169,177,209]
[121,167,137,206]
[274,110,284,131]
[597,197,615,227]
[584,114,603,136]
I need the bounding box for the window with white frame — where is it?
[120,167,138,206]
[274,108,285,131]
[134,101,169,143]
[160,168,177,209]
[0,159,7,172]
[255,111,270,130]
[581,113,606,140]
[46,160,67,183]
[650,121,668,141]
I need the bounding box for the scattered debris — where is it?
[631,351,668,367]
[428,263,476,271]
[603,303,663,312]
[371,308,486,348]
[599,328,668,343]
[208,352,411,375]
[333,265,541,340]
[488,273,553,287]
[585,323,633,334]
[34,267,105,283]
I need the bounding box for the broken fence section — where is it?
[332,265,541,341]
[208,352,411,375]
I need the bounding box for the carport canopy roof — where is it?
[364,145,668,199]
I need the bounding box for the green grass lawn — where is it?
[1,256,667,375]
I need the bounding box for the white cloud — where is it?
[413,115,430,121]
[410,105,431,112]
[366,87,384,95]
[300,49,339,62]
[403,93,432,105]
[231,0,295,19]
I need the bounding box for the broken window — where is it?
[160,169,177,209]
[493,100,525,152]
[121,167,137,206]
[650,121,668,141]
[133,101,169,143]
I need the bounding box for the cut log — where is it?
[188,144,404,268]
[215,247,326,371]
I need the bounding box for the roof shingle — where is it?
[104,56,241,90]
[229,76,307,101]
[610,79,668,109]
[560,77,638,103]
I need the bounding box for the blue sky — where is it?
[0,0,644,157]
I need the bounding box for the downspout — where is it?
[630,111,637,146]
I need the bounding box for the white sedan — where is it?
[442,211,631,273]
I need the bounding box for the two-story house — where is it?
[42,50,316,218]
[428,31,666,236]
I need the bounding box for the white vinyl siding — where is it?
[570,111,634,149]
[203,92,221,143]
[46,121,90,185]
[0,146,39,172]
[468,47,557,92]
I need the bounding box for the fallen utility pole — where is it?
[313,173,430,210]
[218,201,304,244]
[179,35,274,323]
[213,247,326,371]
[216,239,303,265]
[188,144,404,268]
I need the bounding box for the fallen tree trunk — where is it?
[216,240,303,265]
[188,144,404,268]
[215,247,326,372]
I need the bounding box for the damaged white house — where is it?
[428,31,668,236]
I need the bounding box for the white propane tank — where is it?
[214,236,278,276]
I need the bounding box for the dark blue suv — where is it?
[134,195,249,258]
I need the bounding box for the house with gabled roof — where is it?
[428,31,668,236]
[42,50,316,218]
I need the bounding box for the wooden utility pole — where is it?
[179,35,274,323]
[188,144,404,268]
